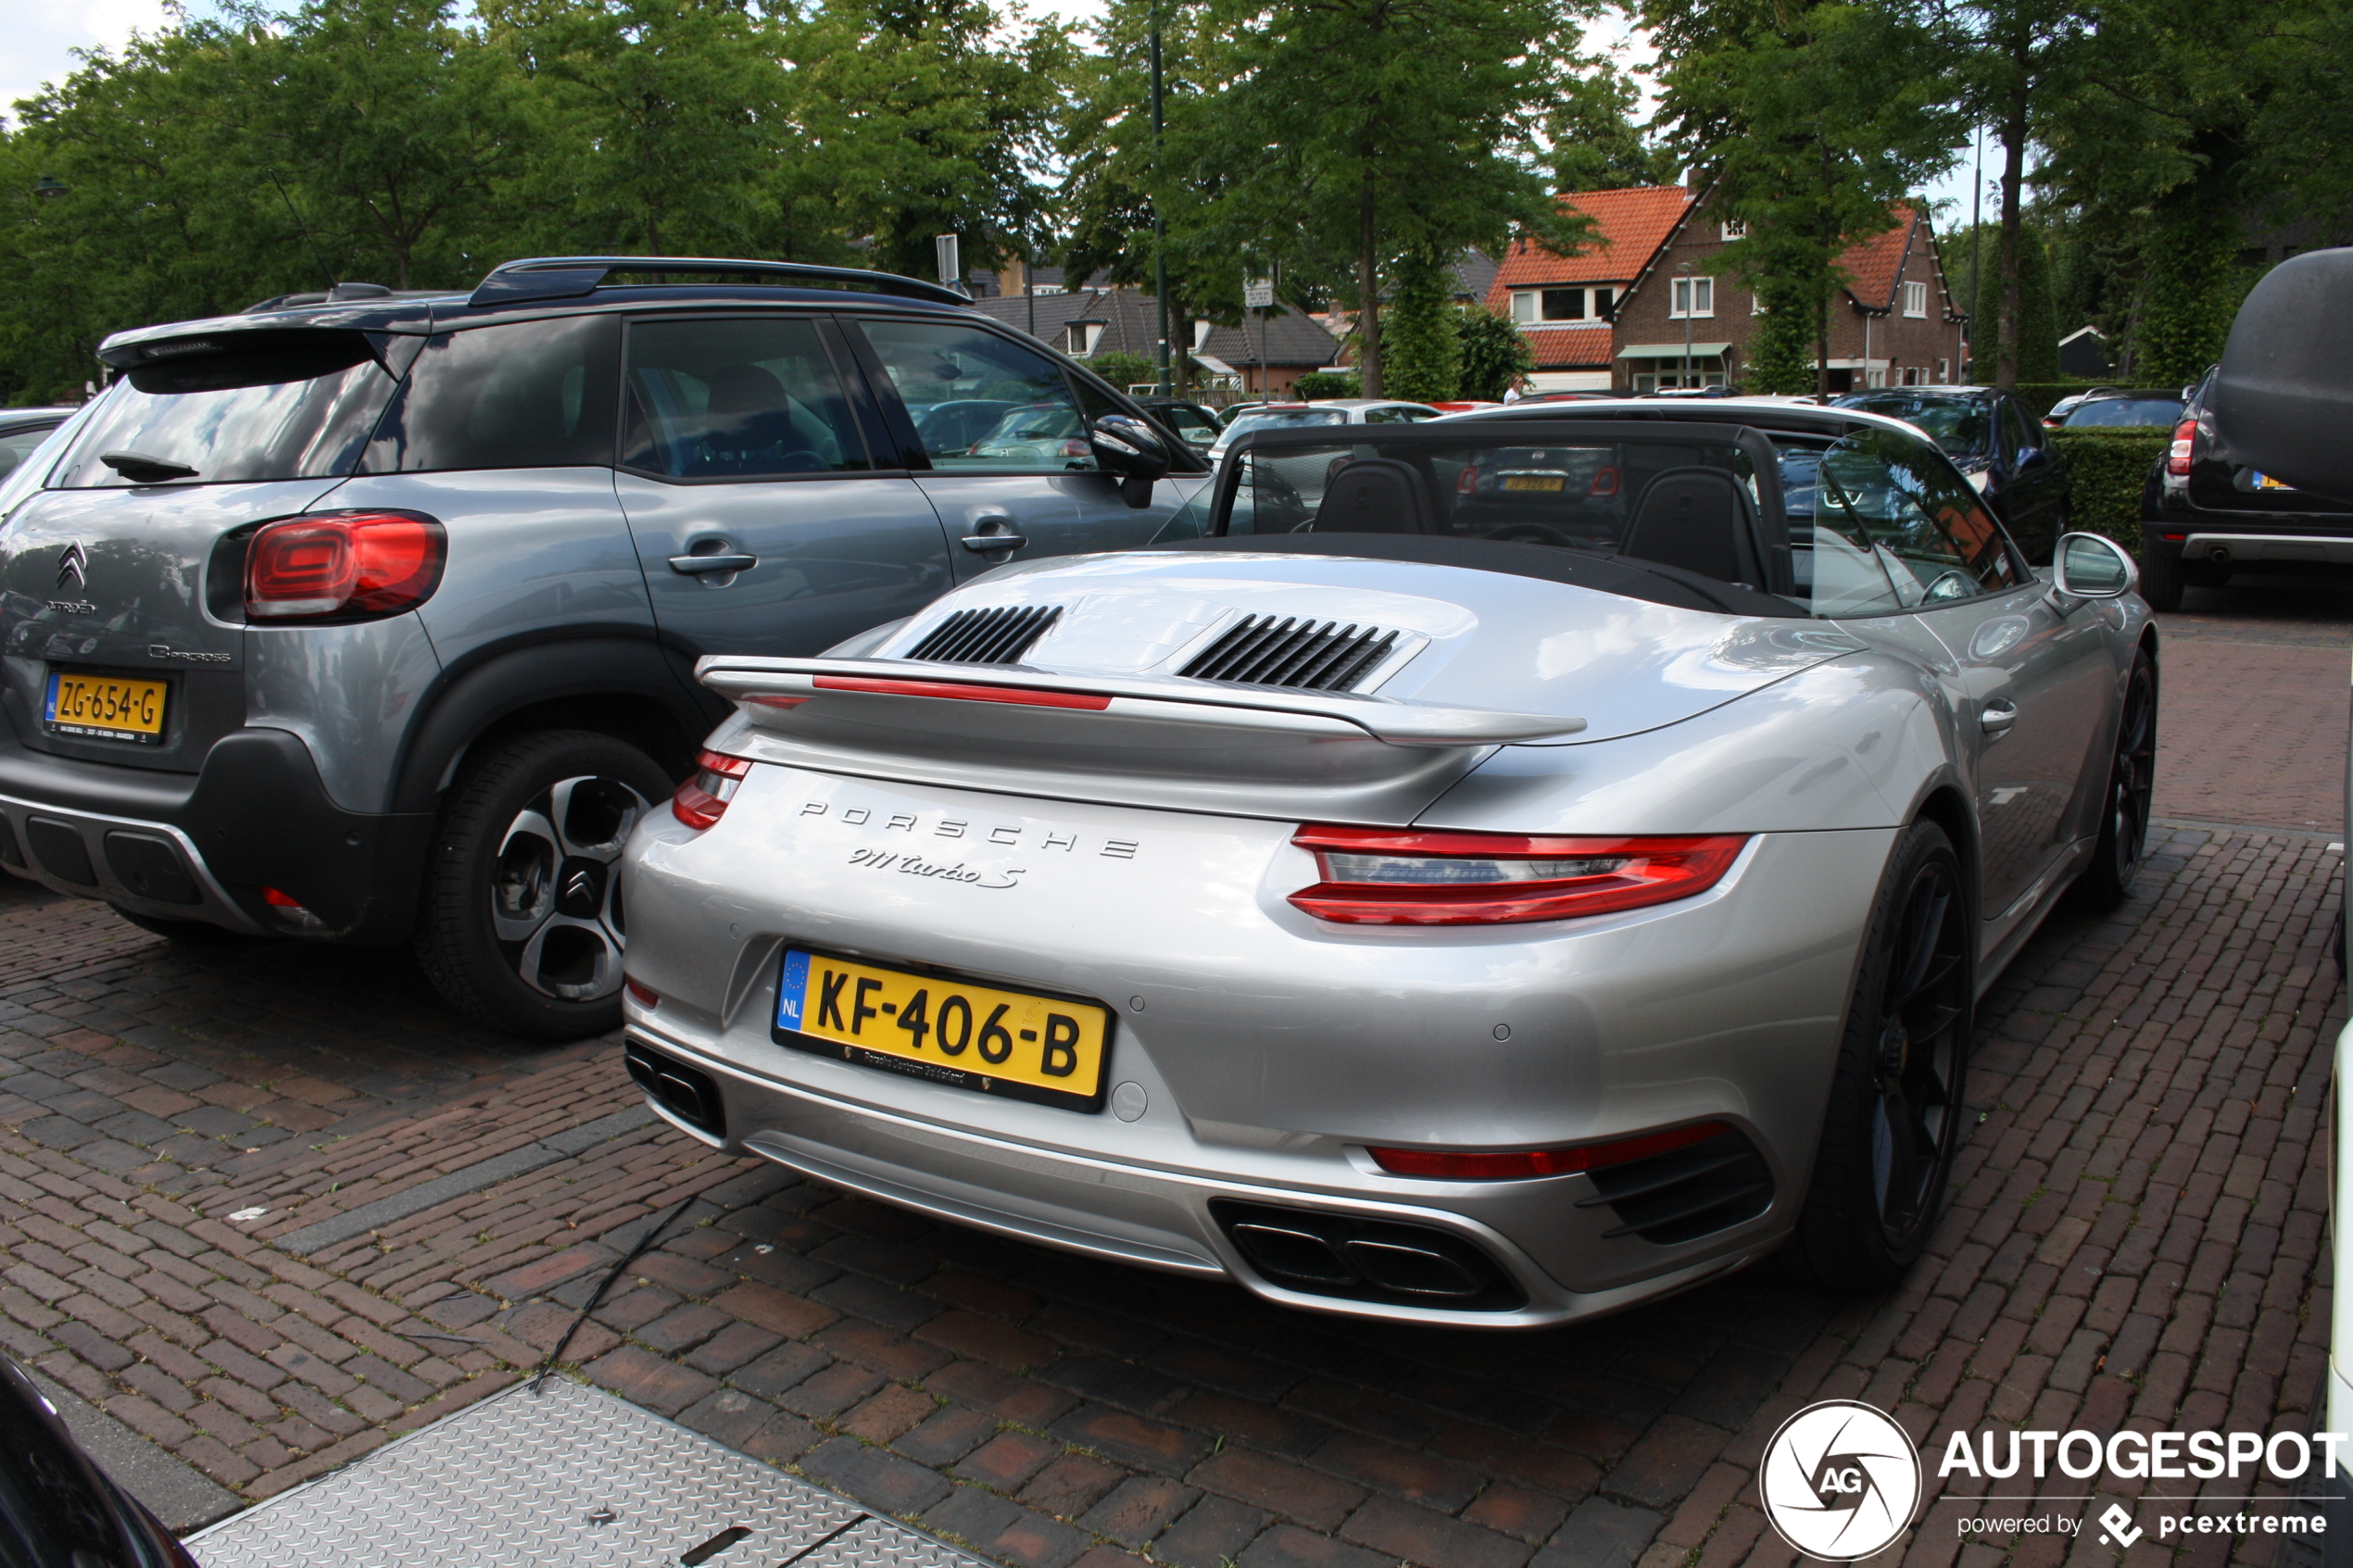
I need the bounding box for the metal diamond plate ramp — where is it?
[184,1376,990,1568]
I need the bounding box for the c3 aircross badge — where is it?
[56,541,88,591]
[1758,1399,1921,1561]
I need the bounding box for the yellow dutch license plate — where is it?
[44,671,169,743]
[1503,473,1567,493]
[774,949,1112,1112]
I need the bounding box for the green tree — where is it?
[1546,61,1680,192]
[1967,220,2057,379]
[1380,249,1462,401]
[1454,306,1533,398]
[1164,0,1591,395]
[1742,278,1818,393]
[1646,0,1961,395]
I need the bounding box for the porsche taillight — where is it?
[245,511,445,621]
[1287,825,1748,925]
[2167,418,2197,476]
[672,750,750,830]
[1369,1122,1733,1179]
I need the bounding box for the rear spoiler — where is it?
[695,656,1585,823]
[698,658,1584,746]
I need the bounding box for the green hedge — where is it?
[2050,426,2168,551]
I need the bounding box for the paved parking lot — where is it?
[1,584,2346,1568]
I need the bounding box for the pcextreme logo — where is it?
[1758,1400,1924,1562]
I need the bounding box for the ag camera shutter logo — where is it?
[1760,1400,1922,1560]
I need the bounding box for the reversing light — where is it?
[672,750,750,830]
[1369,1122,1732,1179]
[1288,825,1747,925]
[2166,418,2196,476]
[245,510,446,621]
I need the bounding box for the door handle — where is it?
[961,516,1026,554]
[669,553,758,574]
[1980,699,2018,734]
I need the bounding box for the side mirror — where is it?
[2053,532,2136,598]
[2214,248,2353,503]
[1089,415,1169,508]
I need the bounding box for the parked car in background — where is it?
[620,404,2155,1326]
[1,1352,197,1567]
[0,257,1203,1039]
[1205,398,1442,460]
[1131,395,1225,452]
[1833,386,2071,561]
[909,397,1017,458]
[2140,364,2353,610]
[0,407,73,484]
[1219,400,1267,426]
[2055,387,2186,430]
[1426,399,1503,413]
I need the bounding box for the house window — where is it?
[1937,358,1951,383]
[1064,321,1103,356]
[1719,220,1747,241]
[1510,291,1537,324]
[1903,281,1928,318]
[1669,277,1714,318]
[1541,288,1585,320]
[1512,288,1598,324]
[1592,287,1615,319]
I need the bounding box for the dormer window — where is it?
[1510,287,1606,325]
[1064,321,1104,356]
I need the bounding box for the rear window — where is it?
[54,332,395,487]
[2063,395,2183,428]
[363,315,620,472]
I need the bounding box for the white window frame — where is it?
[1064,321,1104,356]
[1719,220,1747,242]
[1937,358,1951,383]
[1509,290,1538,325]
[1902,281,1928,319]
[1669,277,1715,319]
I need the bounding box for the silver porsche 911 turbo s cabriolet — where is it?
[614,401,2158,1328]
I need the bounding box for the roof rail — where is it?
[468,257,971,309]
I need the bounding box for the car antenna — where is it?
[266,168,337,294]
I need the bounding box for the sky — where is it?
[1,0,1989,230]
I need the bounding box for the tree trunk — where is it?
[1356,172,1382,397]
[1994,62,2029,391]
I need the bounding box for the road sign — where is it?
[1243,278,1275,309]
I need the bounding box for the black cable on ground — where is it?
[531,1193,698,1394]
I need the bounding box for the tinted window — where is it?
[364,315,619,473]
[858,320,1095,471]
[0,421,62,481]
[622,317,866,479]
[2000,398,2035,457]
[2063,395,2183,428]
[56,333,394,487]
[1815,429,2019,606]
[1835,394,1991,458]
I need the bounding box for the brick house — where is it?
[1486,187,1969,394]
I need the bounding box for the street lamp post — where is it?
[1678,262,1693,389]
[1150,0,1171,396]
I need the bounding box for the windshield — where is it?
[2063,395,2183,428]
[1222,408,1348,440]
[56,332,396,487]
[1834,395,1992,458]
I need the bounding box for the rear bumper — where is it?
[623,1022,1770,1329]
[2178,532,2353,566]
[0,725,431,940]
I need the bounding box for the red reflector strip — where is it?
[261,886,302,909]
[1369,1122,1731,1179]
[749,695,810,709]
[624,977,660,1008]
[812,675,1112,710]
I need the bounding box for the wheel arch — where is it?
[1906,778,1982,928]
[390,636,723,815]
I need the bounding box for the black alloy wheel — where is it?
[415,730,673,1040]
[2070,648,2158,909]
[1786,818,1973,1290]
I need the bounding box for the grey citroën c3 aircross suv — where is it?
[0,257,1202,1037]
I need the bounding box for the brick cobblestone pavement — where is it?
[0,601,2346,1568]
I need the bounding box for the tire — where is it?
[108,907,259,944]
[2069,647,2158,910]
[2138,541,2184,611]
[1783,818,1973,1292]
[414,730,672,1040]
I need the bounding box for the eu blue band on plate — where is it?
[777,949,812,1029]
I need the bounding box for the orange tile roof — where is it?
[1838,205,1919,308]
[1488,186,1695,302]
[1522,324,1615,368]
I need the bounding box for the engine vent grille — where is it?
[1179,614,1401,692]
[907,605,1062,666]
[1580,1129,1774,1246]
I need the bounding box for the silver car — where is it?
[617,401,2158,1326]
